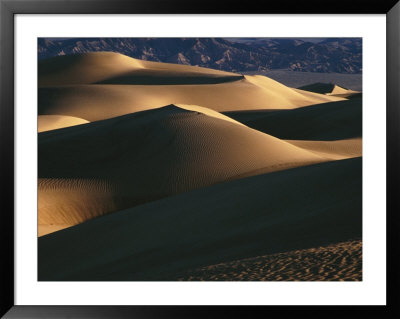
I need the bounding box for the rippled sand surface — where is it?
[178,240,362,281]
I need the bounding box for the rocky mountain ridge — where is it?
[38,37,362,74]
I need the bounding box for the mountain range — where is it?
[38,37,362,74]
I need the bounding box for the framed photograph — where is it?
[1,0,399,317]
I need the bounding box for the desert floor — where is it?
[38,52,362,281]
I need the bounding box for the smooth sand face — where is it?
[174,104,246,127]
[38,80,345,122]
[330,84,359,95]
[38,158,362,280]
[39,104,330,232]
[38,224,74,237]
[38,53,346,124]
[285,138,362,160]
[297,82,361,99]
[38,52,362,281]
[38,115,90,132]
[38,104,361,235]
[39,52,240,87]
[225,98,362,141]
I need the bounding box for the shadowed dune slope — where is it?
[224,98,362,141]
[38,157,362,281]
[298,82,337,94]
[298,82,359,95]
[38,115,90,132]
[38,53,345,121]
[39,224,75,237]
[39,104,326,230]
[177,239,362,281]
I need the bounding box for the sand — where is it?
[297,82,361,99]
[38,53,346,125]
[38,81,345,122]
[38,52,242,87]
[224,97,362,141]
[38,224,73,237]
[330,84,359,95]
[38,158,362,280]
[38,104,331,233]
[37,52,362,281]
[38,115,89,132]
[285,138,362,160]
[177,239,362,281]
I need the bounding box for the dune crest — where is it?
[174,104,245,126]
[37,50,362,282]
[38,104,330,233]
[298,82,361,99]
[330,84,359,95]
[38,53,346,124]
[38,158,362,280]
[38,115,90,132]
[225,98,362,141]
[39,52,241,87]
[285,138,362,160]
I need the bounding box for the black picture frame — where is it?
[1,0,399,317]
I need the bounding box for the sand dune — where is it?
[327,84,361,99]
[298,83,339,94]
[38,178,118,227]
[298,82,359,95]
[38,80,344,122]
[39,52,242,87]
[330,84,359,95]
[38,53,345,124]
[37,52,362,281]
[38,224,74,237]
[177,239,362,281]
[174,104,245,126]
[224,98,362,141]
[286,138,362,160]
[39,104,329,233]
[298,82,361,99]
[38,115,89,132]
[38,158,362,280]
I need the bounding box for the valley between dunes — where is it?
[38,52,362,281]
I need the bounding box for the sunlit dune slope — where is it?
[39,224,75,237]
[330,84,359,95]
[298,82,361,99]
[38,53,345,122]
[38,104,327,232]
[38,80,344,120]
[38,158,362,281]
[38,115,90,132]
[38,52,242,86]
[286,138,362,160]
[37,104,242,132]
[224,98,362,141]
